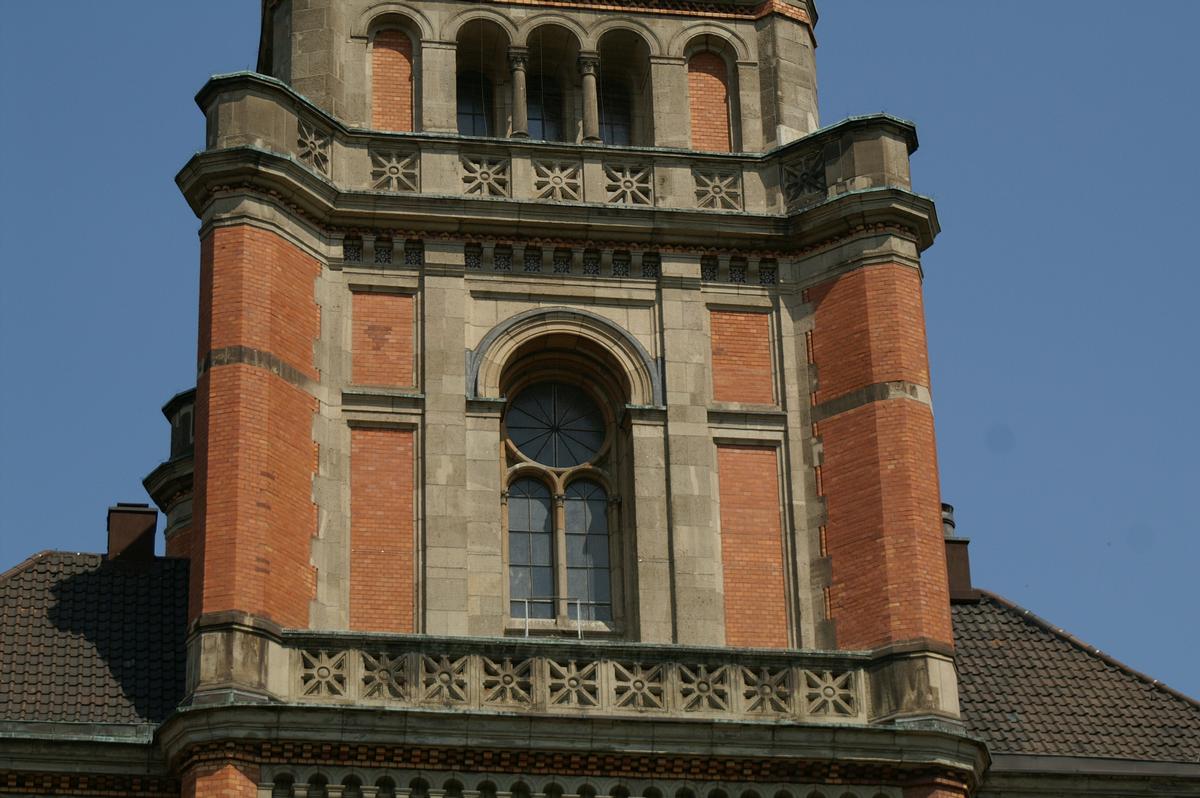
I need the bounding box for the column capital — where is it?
[577,52,600,75]
[508,45,529,70]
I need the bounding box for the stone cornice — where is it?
[185,72,932,252]
[142,455,194,514]
[176,146,936,256]
[156,703,987,787]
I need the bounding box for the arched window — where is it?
[457,71,494,136]
[504,380,618,627]
[597,29,654,146]
[599,80,632,146]
[455,19,510,137]
[687,47,734,151]
[527,74,564,141]
[525,25,580,142]
[507,477,554,619]
[371,28,415,131]
[565,480,611,621]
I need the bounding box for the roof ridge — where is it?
[977,588,1200,712]
[0,551,79,585]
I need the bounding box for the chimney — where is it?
[942,503,979,602]
[106,503,157,566]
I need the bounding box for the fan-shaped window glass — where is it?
[507,382,604,467]
[457,71,493,136]
[508,478,554,618]
[565,480,612,621]
[528,74,564,141]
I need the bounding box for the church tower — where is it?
[173,0,969,794]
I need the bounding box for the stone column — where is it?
[421,241,469,635]
[421,40,459,133]
[649,56,688,149]
[509,46,529,138]
[578,53,601,143]
[659,253,725,645]
[628,408,673,642]
[465,398,506,636]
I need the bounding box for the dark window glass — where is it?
[599,78,632,146]
[507,382,604,467]
[457,71,493,136]
[508,478,554,618]
[565,480,612,621]
[528,74,564,141]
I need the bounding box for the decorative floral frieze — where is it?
[603,163,653,206]
[291,645,863,723]
[729,258,747,284]
[462,155,511,197]
[296,119,331,176]
[361,652,407,700]
[678,663,731,711]
[611,251,631,277]
[533,160,582,202]
[803,669,856,716]
[420,654,469,703]
[782,149,826,208]
[694,169,743,210]
[482,656,534,706]
[741,664,792,714]
[370,150,419,192]
[548,659,600,708]
[300,650,347,697]
[262,768,902,798]
[582,250,601,276]
[612,662,665,710]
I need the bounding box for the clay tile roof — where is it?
[953,590,1200,763]
[0,551,188,726]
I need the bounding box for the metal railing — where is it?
[516,596,594,639]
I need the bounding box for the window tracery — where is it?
[502,376,621,630]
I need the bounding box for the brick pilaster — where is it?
[807,263,952,650]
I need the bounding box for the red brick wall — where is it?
[688,51,732,152]
[372,29,414,132]
[350,427,416,632]
[903,783,969,798]
[182,761,260,798]
[807,264,930,404]
[717,444,789,648]
[808,263,952,650]
[352,291,415,387]
[191,225,321,628]
[165,523,191,559]
[711,310,774,404]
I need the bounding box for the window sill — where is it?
[503,619,622,640]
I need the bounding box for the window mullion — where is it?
[554,490,569,626]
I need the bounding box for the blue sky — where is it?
[1,2,1197,698]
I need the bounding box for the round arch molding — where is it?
[469,307,663,407]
